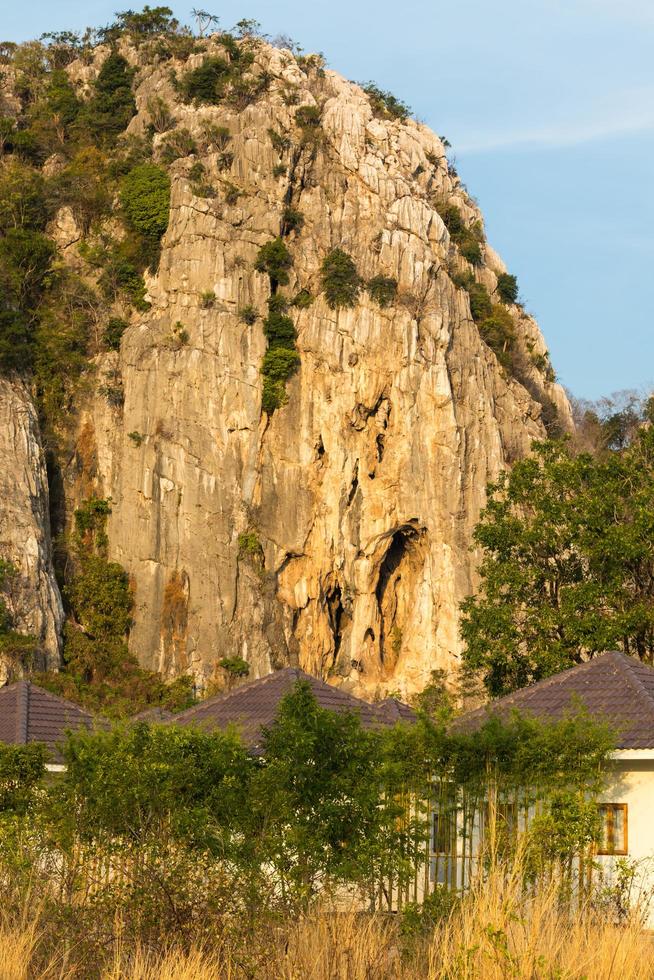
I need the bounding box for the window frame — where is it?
[596,803,628,856]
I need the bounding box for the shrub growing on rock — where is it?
[497,272,519,305]
[321,249,361,309]
[360,81,410,120]
[83,52,136,140]
[367,275,398,308]
[120,163,170,243]
[254,237,292,289]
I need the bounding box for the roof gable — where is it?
[0,681,98,759]
[172,667,415,748]
[455,651,654,748]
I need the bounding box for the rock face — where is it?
[0,379,63,679]
[71,39,571,699]
[2,37,572,699]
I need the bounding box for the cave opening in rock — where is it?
[326,584,344,658]
[375,524,426,673]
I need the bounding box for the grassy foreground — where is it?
[2,863,652,980]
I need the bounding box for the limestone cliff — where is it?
[1,34,571,699]
[0,380,63,680]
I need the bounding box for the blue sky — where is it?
[5,0,653,399]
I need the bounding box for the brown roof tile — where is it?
[0,681,100,761]
[454,651,654,748]
[172,667,415,749]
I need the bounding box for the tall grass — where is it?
[2,846,652,979]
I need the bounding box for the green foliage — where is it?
[467,281,492,322]
[268,127,290,152]
[181,56,230,104]
[461,429,654,696]
[478,304,516,370]
[367,274,398,308]
[158,127,196,163]
[237,530,264,565]
[179,45,256,107]
[83,52,136,140]
[437,201,484,265]
[238,305,257,325]
[291,288,313,309]
[199,290,215,309]
[261,346,300,384]
[496,271,519,305]
[320,248,361,309]
[219,656,250,677]
[0,742,46,815]
[103,316,129,350]
[120,163,170,243]
[295,104,321,129]
[0,227,55,372]
[281,206,304,234]
[222,180,239,204]
[254,237,292,288]
[36,497,195,717]
[272,163,287,178]
[360,81,410,120]
[105,6,181,43]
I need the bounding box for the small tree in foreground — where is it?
[461,425,654,697]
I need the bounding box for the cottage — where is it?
[0,680,99,769]
[450,651,654,917]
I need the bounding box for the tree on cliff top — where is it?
[461,415,654,697]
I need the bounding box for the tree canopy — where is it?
[461,418,654,697]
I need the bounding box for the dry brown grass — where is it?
[3,862,654,979]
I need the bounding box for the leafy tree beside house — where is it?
[461,415,654,697]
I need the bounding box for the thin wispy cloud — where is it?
[456,87,654,154]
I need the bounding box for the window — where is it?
[597,804,628,855]
[432,809,456,855]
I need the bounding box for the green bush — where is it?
[237,531,264,564]
[467,282,492,323]
[261,346,300,382]
[254,237,292,288]
[281,207,303,235]
[200,290,215,309]
[263,303,297,348]
[292,288,313,309]
[120,163,170,243]
[180,56,231,104]
[219,656,250,677]
[478,304,516,370]
[103,317,129,350]
[321,249,361,309]
[497,272,519,305]
[295,105,321,129]
[367,275,397,308]
[239,305,258,325]
[360,81,410,120]
[159,127,196,163]
[83,52,136,140]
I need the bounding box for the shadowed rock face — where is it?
[0,380,63,681]
[1,37,571,699]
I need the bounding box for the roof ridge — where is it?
[613,653,654,715]
[485,651,628,711]
[173,666,300,720]
[1,678,96,720]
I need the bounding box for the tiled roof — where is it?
[373,697,417,724]
[172,667,415,749]
[454,651,654,749]
[0,680,99,760]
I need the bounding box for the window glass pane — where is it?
[613,805,626,852]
